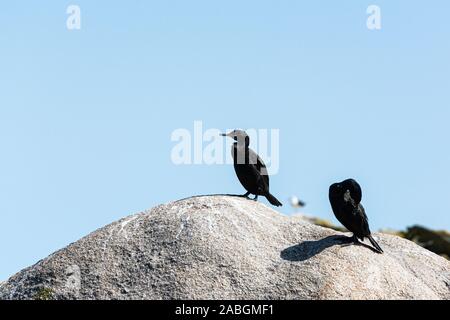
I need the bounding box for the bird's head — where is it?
[329,182,344,198]
[220,130,249,145]
[329,178,362,203]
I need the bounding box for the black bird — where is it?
[329,179,383,253]
[221,130,282,207]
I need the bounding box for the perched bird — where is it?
[329,179,383,253]
[290,196,306,209]
[221,130,282,207]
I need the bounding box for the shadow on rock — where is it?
[281,235,346,262]
[281,235,380,262]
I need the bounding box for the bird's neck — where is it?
[232,143,250,164]
[234,139,250,149]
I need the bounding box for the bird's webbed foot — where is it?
[337,234,360,247]
[351,234,360,244]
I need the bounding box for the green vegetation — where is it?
[33,287,54,300]
[306,217,347,232]
[399,226,450,260]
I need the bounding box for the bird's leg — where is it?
[338,234,359,247]
[340,234,364,250]
[351,234,360,244]
[240,191,251,199]
[253,195,258,201]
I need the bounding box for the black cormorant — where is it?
[221,130,282,207]
[329,178,383,253]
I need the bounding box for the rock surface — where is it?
[1,196,449,300]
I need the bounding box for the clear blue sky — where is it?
[0,1,449,280]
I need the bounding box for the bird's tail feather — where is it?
[368,235,383,253]
[265,193,282,207]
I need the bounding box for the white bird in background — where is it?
[290,195,306,213]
